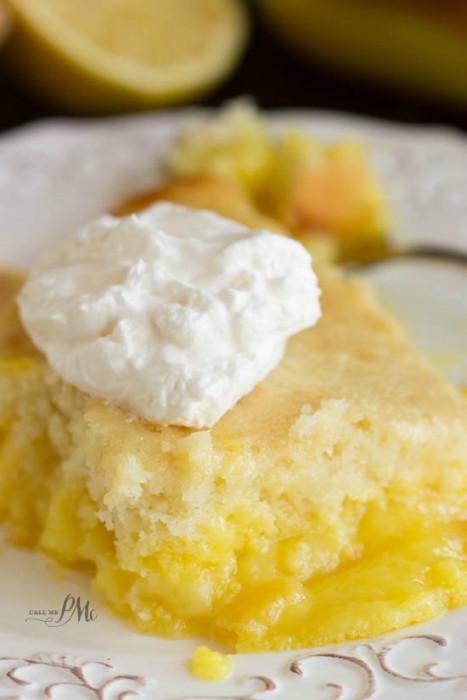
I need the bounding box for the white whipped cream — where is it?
[18,203,321,428]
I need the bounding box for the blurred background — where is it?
[0,0,467,132]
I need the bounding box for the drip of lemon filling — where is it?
[190,646,234,680]
[1,267,467,652]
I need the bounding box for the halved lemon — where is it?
[257,0,467,107]
[5,0,249,113]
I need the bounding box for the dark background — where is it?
[1,4,467,134]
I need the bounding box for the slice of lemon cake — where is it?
[1,259,467,651]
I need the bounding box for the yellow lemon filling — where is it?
[190,646,234,681]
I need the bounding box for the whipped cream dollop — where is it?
[18,203,321,428]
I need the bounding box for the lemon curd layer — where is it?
[1,266,467,651]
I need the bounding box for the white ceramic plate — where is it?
[1,110,467,700]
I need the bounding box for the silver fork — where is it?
[346,244,467,271]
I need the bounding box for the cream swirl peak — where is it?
[18,203,321,428]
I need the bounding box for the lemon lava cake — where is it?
[1,262,467,651]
